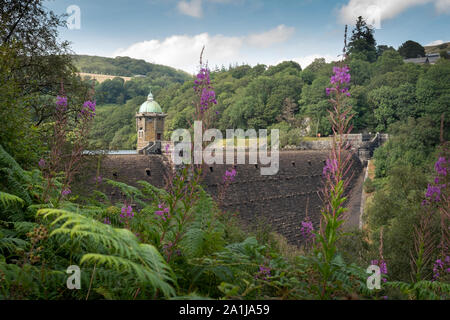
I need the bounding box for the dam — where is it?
[73,149,364,246]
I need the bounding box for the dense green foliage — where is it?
[74,55,190,78]
[0,1,92,168]
[353,116,448,284]
[74,55,191,106]
[87,52,450,150]
[398,40,426,59]
[89,99,144,150]
[1,3,449,301]
[347,16,377,63]
[2,143,447,300]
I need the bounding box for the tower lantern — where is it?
[136,90,166,154]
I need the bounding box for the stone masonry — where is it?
[74,150,363,246]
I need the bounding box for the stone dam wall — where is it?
[73,151,364,246]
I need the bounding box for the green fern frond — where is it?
[0,168,31,205]
[386,280,450,299]
[12,221,39,235]
[137,181,168,199]
[0,144,30,185]
[81,253,174,297]
[37,208,176,297]
[105,179,143,200]
[0,234,28,253]
[0,191,24,208]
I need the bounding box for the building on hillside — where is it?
[135,90,166,154]
[404,51,450,64]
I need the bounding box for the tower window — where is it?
[157,133,161,140]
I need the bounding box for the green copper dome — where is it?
[138,91,162,113]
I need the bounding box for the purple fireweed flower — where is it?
[300,218,315,241]
[155,203,170,221]
[325,87,336,96]
[327,66,351,97]
[340,87,351,97]
[323,158,338,177]
[93,175,102,184]
[422,156,448,206]
[61,189,71,196]
[200,88,217,107]
[194,66,217,113]
[223,168,237,183]
[432,256,450,281]
[379,260,388,275]
[331,66,351,85]
[256,265,271,281]
[434,157,447,176]
[103,217,111,225]
[120,205,133,218]
[194,68,211,86]
[81,100,96,118]
[38,158,45,168]
[425,184,442,202]
[371,259,388,282]
[56,96,67,107]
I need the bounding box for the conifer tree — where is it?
[347,16,377,62]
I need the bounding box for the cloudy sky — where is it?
[45,0,450,74]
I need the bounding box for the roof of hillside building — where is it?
[138,90,163,113]
[404,52,448,64]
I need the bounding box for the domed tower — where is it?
[136,90,167,154]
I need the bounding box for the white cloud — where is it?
[113,25,295,73]
[177,0,203,18]
[114,33,243,73]
[426,40,444,46]
[176,0,243,18]
[246,25,295,48]
[338,0,450,25]
[435,0,450,13]
[290,54,336,69]
[425,39,450,46]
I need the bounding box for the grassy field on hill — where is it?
[424,41,450,54]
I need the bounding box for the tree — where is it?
[298,76,333,136]
[276,98,300,126]
[415,59,450,128]
[375,50,404,75]
[368,84,418,131]
[0,1,93,166]
[439,50,450,60]
[398,40,425,59]
[265,61,302,77]
[373,117,440,177]
[347,16,377,62]
[376,45,395,58]
[0,0,91,126]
